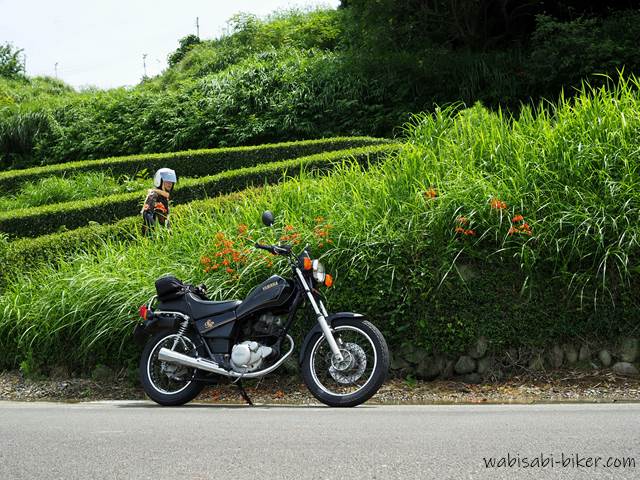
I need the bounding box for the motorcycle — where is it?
[133,211,389,407]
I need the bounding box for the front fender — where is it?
[298,312,365,365]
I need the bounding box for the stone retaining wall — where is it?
[390,337,640,382]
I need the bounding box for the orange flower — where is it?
[226,267,234,274]
[200,256,211,265]
[237,224,248,235]
[464,229,476,236]
[215,232,225,241]
[314,216,325,224]
[490,198,507,210]
[456,216,469,225]
[454,226,465,234]
[508,223,533,236]
[511,215,524,223]
[284,225,295,232]
[424,187,438,199]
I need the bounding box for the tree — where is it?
[339,1,640,51]
[0,43,25,79]
[167,35,201,67]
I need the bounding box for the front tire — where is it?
[301,319,389,407]
[140,330,204,406]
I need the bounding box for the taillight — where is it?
[139,304,148,320]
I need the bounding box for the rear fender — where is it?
[297,312,365,365]
[132,316,181,345]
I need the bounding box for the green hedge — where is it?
[0,190,255,286]
[0,144,399,239]
[0,136,391,194]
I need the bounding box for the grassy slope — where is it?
[1,80,639,372]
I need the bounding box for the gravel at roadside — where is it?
[1,369,639,404]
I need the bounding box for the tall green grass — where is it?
[0,171,146,211]
[1,79,639,371]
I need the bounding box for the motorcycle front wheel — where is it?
[301,319,389,407]
[139,330,204,406]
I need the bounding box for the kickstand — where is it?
[235,380,254,406]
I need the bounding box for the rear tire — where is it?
[301,319,389,407]
[140,330,204,406]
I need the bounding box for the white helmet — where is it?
[153,168,177,189]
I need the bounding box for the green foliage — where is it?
[1,81,639,370]
[530,12,640,94]
[0,43,25,79]
[19,351,45,380]
[167,34,201,67]
[3,7,640,170]
[0,108,52,169]
[0,76,74,113]
[0,171,146,210]
[0,217,139,284]
[340,1,640,51]
[0,144,397,238]
[0,135,389,193]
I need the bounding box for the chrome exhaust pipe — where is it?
[158,335,295,379]
[158,348,227,375]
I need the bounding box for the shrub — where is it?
[0,136,389,193]
[0,144,398,239]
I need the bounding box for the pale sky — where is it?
[0,0,341,90]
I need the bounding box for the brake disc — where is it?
[329,343,367,385]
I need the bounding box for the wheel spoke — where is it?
[148,334,196,395]
[310,326,377,397]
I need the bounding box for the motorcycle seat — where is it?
[186,293,241,319]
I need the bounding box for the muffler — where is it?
[158,348,228,375]
[157,335,294,379]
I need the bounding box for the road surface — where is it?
[0,401,638,479]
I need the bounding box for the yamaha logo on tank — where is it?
[262,281,278,291]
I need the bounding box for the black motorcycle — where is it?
[134,211,389,407]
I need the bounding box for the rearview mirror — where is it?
[261,210,274,227]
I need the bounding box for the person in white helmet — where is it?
[141,168,177,235]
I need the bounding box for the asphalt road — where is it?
[0,401,638,480]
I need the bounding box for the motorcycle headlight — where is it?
[312,259,325,283]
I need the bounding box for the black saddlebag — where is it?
[155,275,186,302]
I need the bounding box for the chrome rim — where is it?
[147,334,196,395]
[310,326,377,397]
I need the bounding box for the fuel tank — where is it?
[236,275,294,320]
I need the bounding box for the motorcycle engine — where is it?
[230,341,273,372]
[252,312,284,336]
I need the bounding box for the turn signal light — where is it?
[303,257,313,270]
[139,304,148,320]
[324,274,333,288]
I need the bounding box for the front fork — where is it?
[295,268,344,362]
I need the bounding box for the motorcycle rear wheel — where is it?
[140,330,204,406]
[301,319,389,407]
